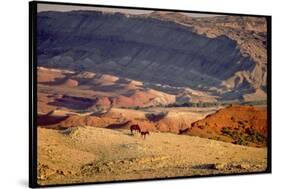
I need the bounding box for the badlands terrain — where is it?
[37,10,268,102]
[36,9,269,186]
[37,67,268,185]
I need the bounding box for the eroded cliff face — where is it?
[37,10,268,102]
[148,12,268,99]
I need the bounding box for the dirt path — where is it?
[37,127,267,186]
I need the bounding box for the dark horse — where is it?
[141,131,150,139]
[130,124,141,135]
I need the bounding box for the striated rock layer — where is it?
[37,10,268,101]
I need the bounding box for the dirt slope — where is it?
[184,105,267,147]
[38,107,213,133]
[38,126,267,186]
[37,67,176,113]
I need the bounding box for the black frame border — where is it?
[29,1,272,188]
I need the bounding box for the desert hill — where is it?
[38,67,176,113]
[183,105,267,147]
[37,126,267,185]
[37,10,268,102]
[38,102,268,147]
[37,67,267,147]
[38,106,212,133]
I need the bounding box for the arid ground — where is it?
[36,8,268,186]
[37,66,268,186]
[38,126,267,185]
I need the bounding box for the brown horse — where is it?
[141,131,150,139]
[130,124,141,135]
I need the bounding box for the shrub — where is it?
[244,127,266,144]
[221,127,231,135]
[234,137,248,146]
[145,111,168,122]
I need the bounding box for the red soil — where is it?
[192,105,267,135]
[184,105,268,147]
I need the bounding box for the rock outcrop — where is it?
[37,10,268,101]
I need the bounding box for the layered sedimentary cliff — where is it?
[37,10,268,102]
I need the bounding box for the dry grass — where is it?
[37,126,267,186]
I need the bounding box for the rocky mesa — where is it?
[37,10,268,102]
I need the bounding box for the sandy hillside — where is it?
[37,67,177,113]
[37,126,267,186]
[38,107,216,133]
[185,105,268,147]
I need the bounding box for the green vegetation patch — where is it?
[221,126,266,146]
